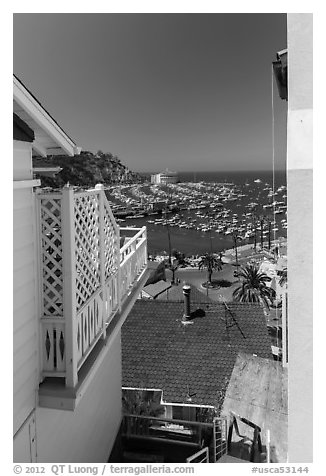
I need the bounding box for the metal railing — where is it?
[186,447,209,463]
[212,417,228,462]
[122,414,213,447]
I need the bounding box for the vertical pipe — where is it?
[34,190,44,383]
[182,284,191,319]
[266,429,271,463]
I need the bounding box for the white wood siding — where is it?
[13,411,37,463]
[13,143,39,436]
[36,331,122,463]
[13,140,33,181]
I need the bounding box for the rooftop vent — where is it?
[182,284,192,323]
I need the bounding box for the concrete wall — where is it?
[35,331,122,463]
[287,13,313,463]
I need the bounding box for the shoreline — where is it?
[149,237,287,269]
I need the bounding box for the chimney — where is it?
[182,284,191,320]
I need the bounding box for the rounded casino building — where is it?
[151,169,179,184]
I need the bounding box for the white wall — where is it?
[287,13,313,463]
[35,331,122,463]
[13,140,33,180]
[13,411,37,463]
[13,138,123,463]
[13,142,39,436]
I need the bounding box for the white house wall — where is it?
[13,142,39,437]
[287,13,313,463]
[13,411,37,463]
[35,330,122,463]
[13,140,33,180]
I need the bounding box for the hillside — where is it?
[32,150,144,188]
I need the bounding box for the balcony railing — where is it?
[122,414,214,448]
[37,185,147,387]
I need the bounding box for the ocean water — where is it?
[178,170,286,187]
[122,170,287,256]
[142,169,286,187]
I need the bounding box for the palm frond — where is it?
[232,263,274,308]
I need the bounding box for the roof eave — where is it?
[13,76,80,157]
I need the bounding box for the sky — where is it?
[13,13,287,173]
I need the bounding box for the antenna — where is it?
[186,385,196,402]
[218,297,246,340]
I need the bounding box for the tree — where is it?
[232,230,241,273]
[252,214,258,251]
[198,252,223,284]
[232,264,275,309]
[172,249,187,266]
[169,250,189,285]
[279,267,288,287]
[169,260,179,285]
[259,216,265,249]
[122,389,164,417]
[163,208,172,266]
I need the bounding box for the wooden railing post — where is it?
[96,185,107,339]
[117,226,121,312]
[35,190,44,381]
[61,186,78,388]
[144,227,148,266]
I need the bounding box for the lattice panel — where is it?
[74,194,101,310]
[103,200,119,280]
[40,198,64,316]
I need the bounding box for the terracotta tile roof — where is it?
[142,280,172,299]
[122,300,273,407]
[155,282,215,303]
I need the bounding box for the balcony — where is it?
[37,185,152,409]
[119,414,215,463]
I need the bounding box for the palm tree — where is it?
[163,208,172,266]
[259,216,265,250]
[172,249,187,266]
[232,264,275,308]
[232,230,240,273]
[198,252,223,284]
[252,214,258,252]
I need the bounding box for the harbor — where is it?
[105,177,287,256]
